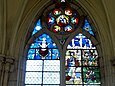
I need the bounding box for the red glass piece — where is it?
[39,48,48,57]
[66,76,71,81]
[65,9,72,16]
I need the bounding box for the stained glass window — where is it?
[25,34,60,85]
[25,0,101,86]
[32,19,42,35]
[65,33,101,85]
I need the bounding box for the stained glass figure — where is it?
[32,19,42,35]
[66,33,101,85]
[25,34,60,86]
[66,50,82,84]
[56,15,69,26]
[83,19,94,36]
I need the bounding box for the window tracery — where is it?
[24,0,101,86]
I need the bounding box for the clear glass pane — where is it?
[25,72,42,84]
[43,72,60,84]
[44,60,60,71]
[25,85,41,86]
[66,85,83,86]
[26,60,43,71]
[43,85,60,86]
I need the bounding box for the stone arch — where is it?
[14,0,114,86]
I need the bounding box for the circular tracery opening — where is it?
[47,7,80,34]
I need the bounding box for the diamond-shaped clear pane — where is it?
[66,85,83,86]
[26,60,43,71]
[44,60,60,71]
[43,72,60,84]
[25,85,41,86]
[43,85,60,86]
[25,72,42,84]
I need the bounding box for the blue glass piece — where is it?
[76,73,81,78]
[28,49,35,54]
[64,25,73,32]
[27,53,35,59]
[74,38,80,46]
[34,54,41,60]
[32,19,42,35]
[30,43,39,48]
[52,49,60,59]
[83,19,94,36]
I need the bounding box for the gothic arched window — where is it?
[24,0,101,86]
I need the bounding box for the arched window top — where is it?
[67,33,96,49]
[27,34,60,60]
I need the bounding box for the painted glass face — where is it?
[25,34,60,85]
[65,33,101,85]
